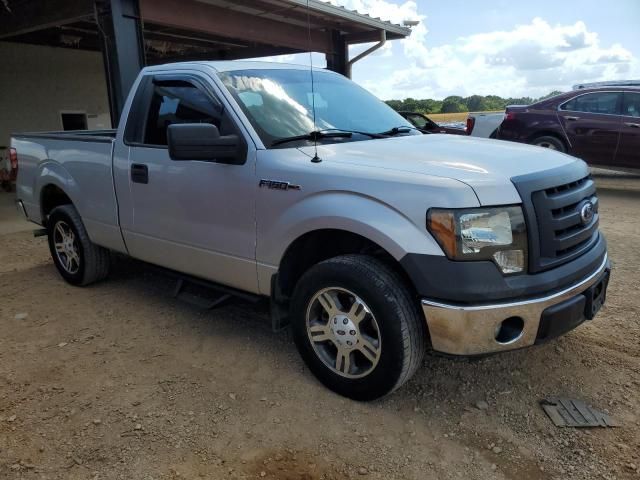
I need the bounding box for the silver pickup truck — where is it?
[13,61,610,400]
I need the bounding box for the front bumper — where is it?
[421,254,610,356]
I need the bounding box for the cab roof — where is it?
[144,60,321,74]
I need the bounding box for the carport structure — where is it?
[0,0,410,122]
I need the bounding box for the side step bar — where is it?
[172,277,233,310]
[148,264,262,310]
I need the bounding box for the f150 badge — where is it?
[259,179,301,191]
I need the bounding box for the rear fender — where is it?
[36,161,81,222]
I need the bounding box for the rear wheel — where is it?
[532,135,566,152]
[47,205,110,286]
[290,254,426,400]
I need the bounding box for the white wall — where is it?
[0,42,111,149]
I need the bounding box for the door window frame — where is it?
[621,91,640,119]
[558,91,624,117]
[124,73,246,160]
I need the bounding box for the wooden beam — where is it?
[1,30,102,52]
[139,0,331,53]
[220,45,304,60]
[0,0,95,40]
[146,46,303,65]
[344,30,404,44]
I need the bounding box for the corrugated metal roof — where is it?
[196,0,411,38]
[288,0,411,36]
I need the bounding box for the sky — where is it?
[261,0,640,100]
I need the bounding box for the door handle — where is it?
[131,163,149,184]
[566,116,580,121]
[625,122,640,128]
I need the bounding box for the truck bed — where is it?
[12,129,125,253]
[13,129,117,142]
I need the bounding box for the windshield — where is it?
[218,68,417,148]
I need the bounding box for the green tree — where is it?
[465,95,488,112]
[537,90,564,101]
[441,96,466,113]
[385,100,403,111]
[385,90,568,114]
[417,99,441,113]
[401,98,420,112]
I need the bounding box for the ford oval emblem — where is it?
[580,201,595,225]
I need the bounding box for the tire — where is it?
[290,254,427,401]
[532,135,566,153]
[47,204,110,286]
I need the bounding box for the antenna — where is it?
[306,0,321,163]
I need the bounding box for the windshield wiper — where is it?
[377,126,419,136]
[271,129,385,147]
[324,128,386,139]
[271,130,352,147]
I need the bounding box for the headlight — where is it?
[427,206,528,274]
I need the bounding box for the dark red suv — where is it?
[497,87,640,172]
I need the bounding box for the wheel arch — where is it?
[528,130,570,151]
[274,228,418,302]
[36,162,81,225]
[40,183,74,224]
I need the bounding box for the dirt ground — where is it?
[0,171,639,480]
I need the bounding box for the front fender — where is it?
[258,190,445,267]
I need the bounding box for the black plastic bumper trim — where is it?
[400,233,607,304]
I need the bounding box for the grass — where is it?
[428,112,470,122]
[427,111,504,123]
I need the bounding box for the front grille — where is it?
[530,174,599,271]
[512,164,600,273]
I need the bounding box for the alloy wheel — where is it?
[537,141,557,150]
[52,220,80,274]
[305,287,381,378]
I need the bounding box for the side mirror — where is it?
[167,123,244,164]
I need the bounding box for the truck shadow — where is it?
[104,252,593,406]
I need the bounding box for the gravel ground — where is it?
[0,172,638,480]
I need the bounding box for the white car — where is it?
[466,107,528,138]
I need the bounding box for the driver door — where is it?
[118,73,259,293]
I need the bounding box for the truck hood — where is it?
[299,134,585,205]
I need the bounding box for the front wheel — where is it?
[47,205,110,286]
[290,255,427,400]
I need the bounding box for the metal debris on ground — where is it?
[540,397,620,428]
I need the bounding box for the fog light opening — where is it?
[495,316,525,344]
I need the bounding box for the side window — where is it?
[407,114,427,129]
[622,92,640,118]
[142,80,226,146]
[560,92,620,115]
